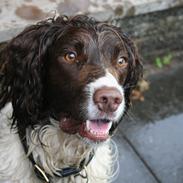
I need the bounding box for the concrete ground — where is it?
[114,63,183,183]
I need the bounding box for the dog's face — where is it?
[45,24,138,142]
[0,16,142,143]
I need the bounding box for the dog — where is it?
[0,15,142,183]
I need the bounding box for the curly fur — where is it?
[0,103,118,183]
[0,15,142,183]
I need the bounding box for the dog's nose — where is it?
[93,87,122,113]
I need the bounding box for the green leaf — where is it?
[155,57,163,68]
[162,54,172,65]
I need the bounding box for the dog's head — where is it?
[0,15,142,142]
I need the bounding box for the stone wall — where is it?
[0,0,183,41]
[0,0,183,63]
[114,6,183,63]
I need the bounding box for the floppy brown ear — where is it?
[0,18,67,132]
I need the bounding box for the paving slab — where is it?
[119,64,183,183]
[121,113,183,183]
[114,133,157,183]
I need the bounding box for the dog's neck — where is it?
[0,103,118,182]
[26,119,94,176]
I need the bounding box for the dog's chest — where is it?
[0,104,116,183]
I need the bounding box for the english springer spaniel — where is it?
[0,15,142,183]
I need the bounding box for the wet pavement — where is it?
[115,63,183,183]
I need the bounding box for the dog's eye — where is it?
[64,52,77,63]
[117,57,127,68]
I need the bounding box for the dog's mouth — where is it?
[59,116,113,142]
[80,119,112,141]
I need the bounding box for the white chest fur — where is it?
[0,103,118,183]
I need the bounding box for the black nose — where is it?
[93,87,122,113]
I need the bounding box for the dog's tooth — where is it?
[106,122,112,131]
[86,120,90,131]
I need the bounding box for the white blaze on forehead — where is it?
[86,70,125,122]
[88,70,123,96]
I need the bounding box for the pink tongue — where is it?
[88,121,110,134]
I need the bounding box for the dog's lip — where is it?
[59,117,83,134]
[59,116,113,141]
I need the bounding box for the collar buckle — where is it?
[34,164,50,183]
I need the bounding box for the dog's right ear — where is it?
[0,17,68,131]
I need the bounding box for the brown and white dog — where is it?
[0,15,142,183]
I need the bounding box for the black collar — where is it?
[33,150,94,183]
[19,130,94,183]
